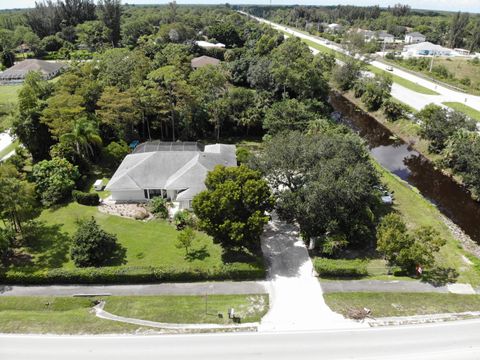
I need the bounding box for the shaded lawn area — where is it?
[11,202,262,272]
[443,102,480,122]
[0,294,268,334]
[324,292,480,318]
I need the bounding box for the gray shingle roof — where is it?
[191,56,220,69]
[106,142,237,200]
[0,59,66,81]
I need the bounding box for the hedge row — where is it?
[314,258,368,278]
[72,190,100,206]
[0,265,266,285]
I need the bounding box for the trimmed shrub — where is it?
[72,190,100,206]
[0,264,266,285]
[314,258,368,278]
[173,210,198,230]
[148,197,169,219]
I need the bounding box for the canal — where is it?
[330,92,480,244]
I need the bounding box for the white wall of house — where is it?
[110,190,145,202]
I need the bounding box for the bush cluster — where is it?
[72,190,100,206]
[314,258,368,278]
[0,264,266,285]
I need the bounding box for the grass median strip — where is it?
[324,292,480,318]
[367,65,440,95]
[443,102,480,122]
[0,294,268,334]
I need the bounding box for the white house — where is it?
[105,141,237,210]
[402,42,452,57]
[404,32,426,44]
[377,31,395,43]
[194,40,226,49]
[326,23,342,33]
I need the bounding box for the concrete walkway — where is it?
[258,214,362,331]
[321,280,477,295]
[0,281,267,297]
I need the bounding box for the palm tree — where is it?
[60,118,102,159]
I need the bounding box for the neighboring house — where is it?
[402,41,453,57]
[105,141,237,210]
[326,23,342,33]
[195,40,226,49]
[377,31,395,43]
[0,59,66,83]
[404,32,426,44]
[191,55,221,69]
[356,29,376,42]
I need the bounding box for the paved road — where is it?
[321,280,449,293]
[259,214,359,331]
[3,320,480,359]
[0,281,267,297]
[241,12,480,113]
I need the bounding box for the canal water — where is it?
[330,92,480,244]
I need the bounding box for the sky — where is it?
[1,0,479,13]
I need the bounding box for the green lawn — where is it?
[10,202,262,274]
[324,292,480,318]
[377,164,480,286]
[0,294,268,334]
[443,102,480,122]
[0,84,20,131]
[104,294,269,324]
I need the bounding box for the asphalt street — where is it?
[2,319,480,360]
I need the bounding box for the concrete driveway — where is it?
[259,214,362,331]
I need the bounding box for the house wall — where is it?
[110,190,146,202]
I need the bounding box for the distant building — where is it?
[191,55,221,70]
[326,23,343,33]
[404,32,426,44]
[377,31,395,43]
[105,141,237,209]
[454,48,470,56]
[357,29,376,42]
[194,41,226,49]
[0,59,66,83]
[402,42,452,57]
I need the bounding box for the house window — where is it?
[148,189,163,198]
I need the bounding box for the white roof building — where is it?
[105,141,237,209]
[326,23,342,33]
[195,41,226,49]
[402,41,453,57]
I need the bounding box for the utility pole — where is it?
[429,52,435,72]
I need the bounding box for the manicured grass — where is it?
[9,202,262,274]
[377,164,480,286]
[443,102,480,122]
[0,294,268,334]
[367,65,440,95]
[324,292,480,318]
[0,84,20,131]
[0,140,18,160]
[104,294,269,324]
